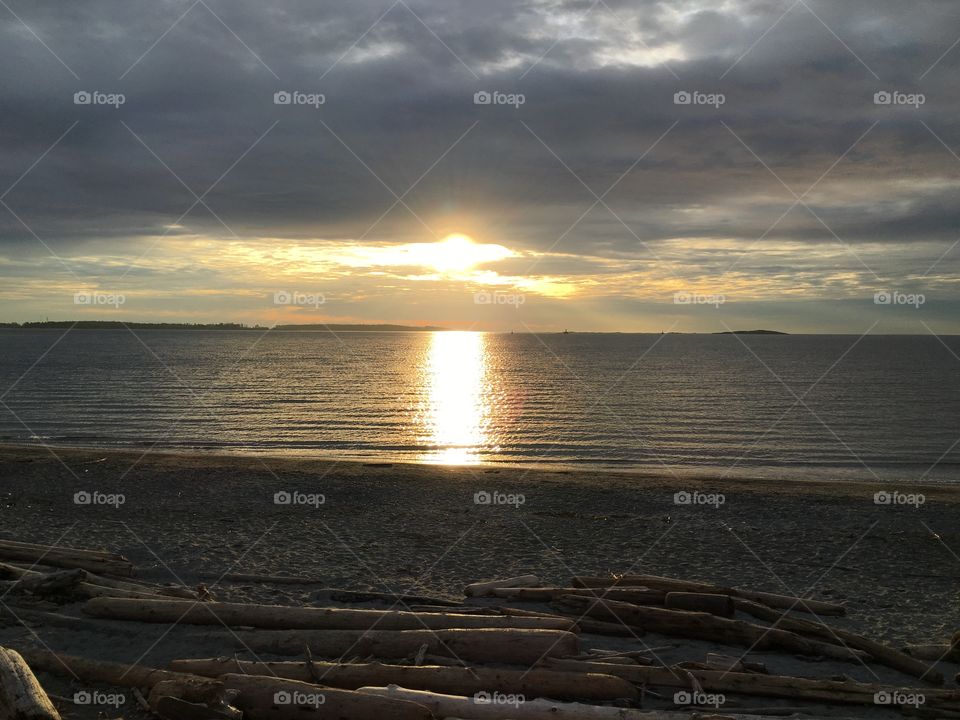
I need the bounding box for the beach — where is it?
[1,444,957,635]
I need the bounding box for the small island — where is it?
[714,329,789,335]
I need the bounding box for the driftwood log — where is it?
[82,597,576,631]
[664,592,735,617]
[0,540,134,577]
[358,684,788,720]
[204,627,579,665]
[0,647,61,720]
[543,659,960,712]
[465,575,540,597]
[492,587,665,604]
[0,562,186,602]
[557,595,863,663]
[732,598,942,683]
[571,574,845,616]
[169,657,639,701]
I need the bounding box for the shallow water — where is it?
[1,329,958,482]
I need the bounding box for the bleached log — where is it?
[206,628,579,665]
[169,658,638,701]
[358,685,790,719]
[220,675,432,720]
[503,606,641,637]
[732,598,942,684]
[664,592,735,617]
[0,647,61,720]
[571,574,845,616]
[557,595,862,663]
[0,540,134,577]
[82,597,575,631]
[465,575,540,597]
[493,587,665,604]
[542,659,960,711]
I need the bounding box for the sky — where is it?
[1,0,959,333]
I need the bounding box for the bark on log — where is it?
[0,647,61,720]
[82,597,575,631]
[731,598,942,684]
[493,587,665,604]
[664,592,735,618]
[204,628,579,665]
[0,541,134,577]
[557,595,862,663]
[358,685,789,720]
[220,675,432,720]
[571,574,845,616]
[465,575,540,597]
[542,659,960,711]
[169,658,639,701]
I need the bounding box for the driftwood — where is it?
[904,644,960,664]
[557,595,863,663]
[0,606,142,638]
[664,592,735,618]
[492,587,665,604]
[316,589,462,607]
[0,562,179,602]
[500,605,641,637]
[0,647,61,720]
[220,675,432,720]
[358,684,789,719]
[732,598,942,684]
[0,569,86,596]
[169,657,639,701]
[465,575,540,597]
[206,627,579,665]
[572,574,845,616]
[82,597,576,631]
[542,659,960,712]
[0,540,134,577]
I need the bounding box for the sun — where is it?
[426,234,514,274]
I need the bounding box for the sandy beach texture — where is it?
[0,444,958,718]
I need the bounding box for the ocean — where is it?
[1,329,958,482]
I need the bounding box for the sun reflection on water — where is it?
[420,331,490,464]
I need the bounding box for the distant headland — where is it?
[715,329,788,335]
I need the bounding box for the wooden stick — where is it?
[169,658,639,701]
[571,575,845,616]
[82,597,576,631]
[0,647,61,720]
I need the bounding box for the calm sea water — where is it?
[1,330,958,482]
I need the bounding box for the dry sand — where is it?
[0,444,958,718]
